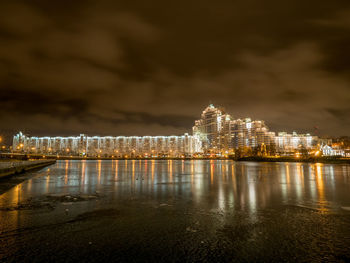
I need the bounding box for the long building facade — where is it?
[275,132,317,153]
[13,132,202,157]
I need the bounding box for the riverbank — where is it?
[56,156,350,164]
[236,156,350,164]
[47,156,350,164]
[1,153,349,164]
[0,160,56,178]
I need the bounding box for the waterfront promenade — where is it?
[0,160,56,178]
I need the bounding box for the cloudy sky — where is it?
[1,0,350,143]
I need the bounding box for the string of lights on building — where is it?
[12,104,336,157]
[13,132,201,157]
[192,104,318,155]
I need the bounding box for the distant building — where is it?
[192,104,230,150]
[193,104,276,153]
[321,145,345,157]
[13,132,202,157]
[230,118,276,150]
[275,132,318,153]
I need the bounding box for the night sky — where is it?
[1,0,350,144]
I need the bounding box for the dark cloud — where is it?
[0,0,350,144]
[326,108,350,122]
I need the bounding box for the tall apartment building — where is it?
[13,132,202,157]
[229,118,276,149]
[192,104,230,150]
[193,104,276,152]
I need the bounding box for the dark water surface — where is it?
[0,160,350,262]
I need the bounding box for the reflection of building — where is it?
[13,132,201,157]
[193,104,276,153]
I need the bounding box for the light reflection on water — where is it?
[0,160,350,216]
[1,160,350,262]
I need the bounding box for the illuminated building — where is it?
[192,104,229,150]
[321,145,345,157]
[229,118,276,149]
[13,132,202,157]
[274,132,317,153]
[193,104,276,152]
[320,140,350,157]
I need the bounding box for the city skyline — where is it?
[12,104,323,157]
[2,102,328,146]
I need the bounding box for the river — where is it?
[0,160,349,262]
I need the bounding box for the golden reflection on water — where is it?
[14,184,21,205]
[316,163,324,197]
[115,160,118,179]
[286,163,290,185]
[295,163,304,200]
[81,160,86,190]
[315,163,327,212]
[232,164,237,194]
[0,184,21,235]
[151,160,155,182]
[65,160,68,185]
[280,164,288,199]
[144,160,148,178]
[1,160,348,233]
[46,168,50,193]
[246,166,257,215]
[191,160,194,185]
[222,163,225,182]
[27,177,32,192]
[210,160,214,185]
[98,160,101,181]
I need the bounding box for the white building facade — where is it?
[275,132,318,153]
[13,132,202,157]
[321,145,345,157]
[193,104,276,152]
